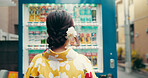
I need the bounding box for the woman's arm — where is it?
[24,54,41,78]
[81,55,98,78]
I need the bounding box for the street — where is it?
[118,67,148,78]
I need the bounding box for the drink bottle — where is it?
[34,27,41,44]
[29,6,35,22]
[79,5,85,23]
[91,7,96,22]
[40,6,46,22]
[85,5,92,23]
[46,5,52,16]
[35,5,40,22]
[28,27,34,44]
[86,33,91,44]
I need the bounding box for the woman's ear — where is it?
[74,37,80,46]
[64,39,70,49]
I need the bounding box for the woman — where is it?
[24,10,97,78]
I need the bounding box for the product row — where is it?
[28,32,97,45]
[27,44,99,50]
[28,26,47,44]
[28,26,98,45]
[69,32,97,45]
[26,22,99,26]
[27,4,97,23]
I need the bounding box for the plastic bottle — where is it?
[34,27,41,44]
[40,6,46,22]
[28,27,34,44]
[81,26,86,44]
[91,32,94,45]
[40,27,45,44]
[91,6,97,23]
[86,33,91,44]
[85,5,92,23]
[91,27,97,45]
[35,5,40,22]
[46,5,52,16]
[93,49,97,66]
[74,5,80,23]
[93,33,97,45]
[29,5,35,22]
[79,5,85,23]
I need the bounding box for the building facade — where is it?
[116,0,148,63]
[116,0,126,57]
[0,0,18,40]
[133,0,148,63]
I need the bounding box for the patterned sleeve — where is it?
[23,54,41,78]
[81,55,98,78]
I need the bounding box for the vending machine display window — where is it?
[23,3,103,73]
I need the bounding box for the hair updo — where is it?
[46,10,74,49]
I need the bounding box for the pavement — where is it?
[118,66,148,78]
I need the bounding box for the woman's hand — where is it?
[85,72,93,78]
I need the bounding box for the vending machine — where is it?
[19,0,117,78]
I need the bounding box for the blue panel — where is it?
[20,0,101,4]
[101,0,117,78]
[18,1,23,78]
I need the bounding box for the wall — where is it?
[116,0,125,53]
[8,0,18,34]
[134,0,148,62]
[0,7,9,33]
[0,0,18,40]
[134,0,148,19]
[129,2,134,23]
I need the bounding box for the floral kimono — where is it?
[24,47,97,78]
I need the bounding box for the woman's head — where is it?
[46,10,74,49]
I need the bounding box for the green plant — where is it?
[144,68,148,72]
[131,50,146,70]
[117,47,123,60]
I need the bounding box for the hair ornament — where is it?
[65,26,77,39]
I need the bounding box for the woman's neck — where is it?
[51,45,67,53]
[51,40,69,53]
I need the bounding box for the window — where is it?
[130,24,134,43]
[14,24,18,35]
[116,31,119,43]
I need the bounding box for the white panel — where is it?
[23,4,29,74]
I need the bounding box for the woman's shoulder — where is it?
[78,54,87,58]
[76,53,91,63]
[31,53,43,61]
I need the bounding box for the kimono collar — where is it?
[42,47,78,61]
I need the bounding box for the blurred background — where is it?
[0,0,148,78]
[116,0,148,78]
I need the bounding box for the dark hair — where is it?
[46,10,74,49]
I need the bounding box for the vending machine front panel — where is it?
[19,0,117,78]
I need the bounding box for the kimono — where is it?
[24,47,97,78]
